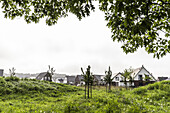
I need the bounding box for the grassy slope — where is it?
[0,76,82,112]
[0,76,169,113]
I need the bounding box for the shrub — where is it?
[64,102,80,113]
[4,88,13,94]
[101,99,122,113]
[0,77,6,87]
[147,82,159,90]
[0,86,13,95]
[161,80,170,85]
[0,86,6,95]
[132,87,147,95]
[133,81,170,95]
[5,76,20,82]
[13,87,26,94]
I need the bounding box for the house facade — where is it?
[112,72,123,86]
[112,65,156,87]
[132,65,156,86]
[93,75,105,85]
[52,74,67,83]
[0,69,4,76]
[66,76,75,85]
[158,77,168,81]
[75,74,105,86]
[75,75,85,86]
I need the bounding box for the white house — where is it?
[112,72,123,86]
[52,74,67,83]
[0,69,4,76]
[112,65,156,87]
[35,72,67,83]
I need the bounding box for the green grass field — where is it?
[0,76,169,113]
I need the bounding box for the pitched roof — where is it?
[112,72,122,79]
[66,76,76,82]
[133,65,156,81]
[131,67,142,78]
[93,75,104,81]
[111,65,156,81]
[36,72,50,80]
[158,77,168,81]
[76,75,84,81]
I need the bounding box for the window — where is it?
[139,75,143,80]
[115,77,119,81]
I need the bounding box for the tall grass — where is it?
[0,77,169,112]
[0,76,82,96]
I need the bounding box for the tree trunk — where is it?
[106,84,107,93]
[125,78,127,90]
[85,83,86,99]
[87,80,89,99]
[91,83,92,98]
[125,82,127,90]
[109,82,111,91]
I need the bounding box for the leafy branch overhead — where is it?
[100,0,170,59]
[0,0,95,25]
[1,0,170,58]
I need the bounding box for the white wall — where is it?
[113,73,123,82]
[119,82,134,87]
[134,68,153,81]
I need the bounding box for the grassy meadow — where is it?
[0,76,169,113]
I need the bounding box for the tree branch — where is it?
[159,0,170,5]
[151,2,169,11]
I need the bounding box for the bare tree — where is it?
[9,67,16,77]
[47,65,55,81]
[104,66,113,92]
[81,65,93,99]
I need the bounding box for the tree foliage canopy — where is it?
[0,0,170,58]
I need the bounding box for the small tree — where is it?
[104,66,113,92]
[122,68,133,89]
[90,74,94,98]
[128,72,135,87]
[47,65,55,81]
[144,74,152,85]
[128,75,133,87]
[81,67,87,99]
[81,65,93,99]
[9,67,16,77]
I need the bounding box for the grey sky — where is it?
[0,5,170,78]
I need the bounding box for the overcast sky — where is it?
[0,4,170,78]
